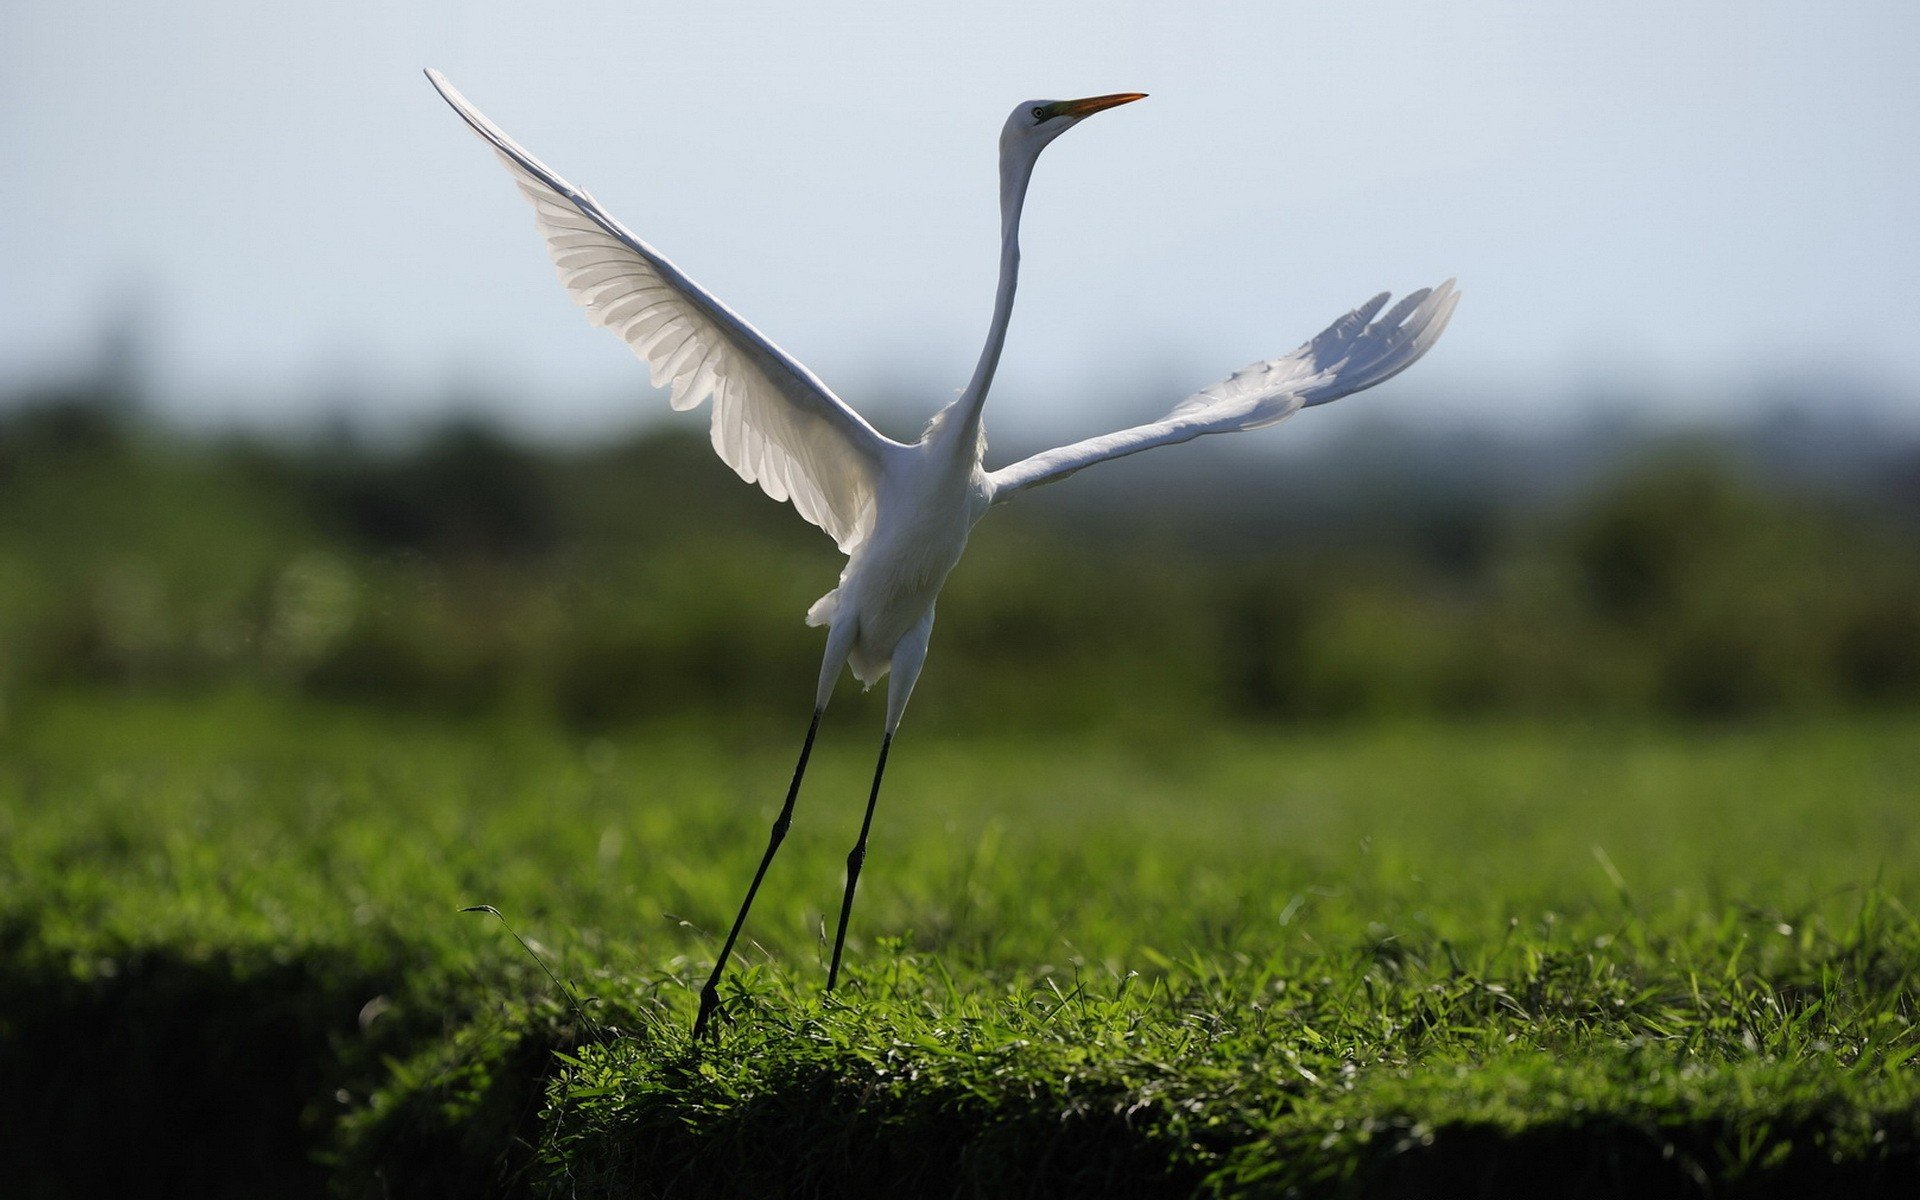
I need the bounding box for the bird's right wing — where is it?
[427,69,902,555]
[987,282,1458,501]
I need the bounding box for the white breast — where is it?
[809,455,991,684]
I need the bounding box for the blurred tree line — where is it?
[2,382,1918,733]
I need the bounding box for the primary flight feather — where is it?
[425,70,1458,1039]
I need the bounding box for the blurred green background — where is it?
[5,375,1917,737]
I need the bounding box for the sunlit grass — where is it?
[3,692,1917,1195]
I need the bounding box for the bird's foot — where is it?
[691,983,733,1043]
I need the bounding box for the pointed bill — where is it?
[1044,93,1148,120]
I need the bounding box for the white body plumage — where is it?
[808,435,990,703]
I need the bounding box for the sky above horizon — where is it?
[3,1,1918,443]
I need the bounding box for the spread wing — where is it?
[427,69,902,554]
[987,282,1459,501]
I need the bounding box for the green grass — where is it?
[3,692,1918,1196]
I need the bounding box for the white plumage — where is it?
[988,284,1458,498]
[426,72,1459,1038]
[427,71,897,556]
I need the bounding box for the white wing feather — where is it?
[986,282,1459,501]
[426,70,900,554]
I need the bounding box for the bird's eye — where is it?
[1030,106,1048,122]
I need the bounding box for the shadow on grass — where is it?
[2,930,1915,1199]
[555,1058,1208,1199]
[0,949,346,1197]
[0,920,471,1200]
[1358,1118,1920,1200]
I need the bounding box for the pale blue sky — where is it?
[3,1,1917,441]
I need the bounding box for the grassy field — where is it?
[3,691,1918,1197]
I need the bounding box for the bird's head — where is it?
[1000,93,1147,161]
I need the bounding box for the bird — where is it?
[424,69,1458,1040]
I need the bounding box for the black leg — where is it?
[827,731,893,992]
[693,708,822,1041]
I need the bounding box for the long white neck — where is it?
[936,147,1036,461]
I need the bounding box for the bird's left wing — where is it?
[987,282,1458,501]
[427,69,902,555]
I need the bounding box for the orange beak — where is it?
[1047,92,1148,120]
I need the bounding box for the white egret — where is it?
[424,70,1459,1039]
